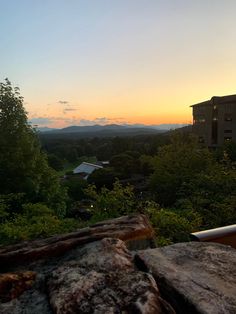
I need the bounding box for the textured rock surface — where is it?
[136,242,236,314]
[47,238,174,314]
[0,238,174,314]
[1,215,235,314]
[0,214,154,270]
[0,271,36,303]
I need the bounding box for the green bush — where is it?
[85,180,136,219]
[145,206,195,246]
[0,203,80,245]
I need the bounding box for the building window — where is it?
[194,115,205,124]
[225,114,232,122]
[224,130,232,133]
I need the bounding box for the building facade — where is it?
[191,94,236,147]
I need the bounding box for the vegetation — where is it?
[0,80,71,244]
[150,133,214,206]
[0,202,80,245]
[84,180,136,222]
[0,79,67,215]
[0,79,236,246]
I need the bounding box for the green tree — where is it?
[87,167,117,189]
[176,165,236,228]
[63,176,88,201]
[85,180,136,220]
[150,133,214,205]
[145,207,193,245]
[110,153,137,177]
[0,79,66,215]
[139,154,154,176]
[47,153,64,171]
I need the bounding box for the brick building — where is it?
[191,94,236,147]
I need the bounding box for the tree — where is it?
[150,133,214,206]
[84,180,136,219]
[47,153,64,171]
[63,176,88,201]
[110,153,137,177]
[87,168,117,189]
[0,79,66,215]
[176,164,236,228]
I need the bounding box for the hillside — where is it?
[39,124,166,139]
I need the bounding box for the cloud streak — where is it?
[58,100,69,105]
[29,117,53,125]
[28,115,126,128]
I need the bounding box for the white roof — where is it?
[73,162,103,175]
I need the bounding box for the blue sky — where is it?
[1,0,236,127]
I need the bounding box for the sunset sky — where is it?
[1,0,236,128]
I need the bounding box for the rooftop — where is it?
[191,94,236,107]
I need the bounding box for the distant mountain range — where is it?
[37,123,189,133]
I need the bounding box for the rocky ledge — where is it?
[0,215,235,314]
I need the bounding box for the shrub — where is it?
[0,203,80,245]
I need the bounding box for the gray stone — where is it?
[0,238,174,313]
[47,238,174,313]
[136,242,236,314]
[0,287,51,314]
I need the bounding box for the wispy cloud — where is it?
[58,100,69,105]
[29,117,53,126]
[28,115,126,128]
[63,108,78,112]
[78,117,125,126]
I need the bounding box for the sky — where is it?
[1,0,236,128]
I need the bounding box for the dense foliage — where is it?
[0,79,67,215]
[0,79,236,246]
[0,202,80,245]
[0,80,71,244]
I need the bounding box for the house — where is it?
[95,161,110,167]
[73,162,103,180]
[191,94,236,147]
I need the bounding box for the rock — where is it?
[0,271,36,303]
[0,271,50,314]
[136,242,236,314]
[47,238,174,314]
[2,216,235,313]
[0,215,154,270]
[0,290,52,314]
[0,238,175,314]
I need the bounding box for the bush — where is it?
[145,206,195,246]
[84,180,136,219]
[63,176,88,201]
[150,133,214,206]
[0,203,80,245]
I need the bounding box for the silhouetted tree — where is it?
[0,79,66,215]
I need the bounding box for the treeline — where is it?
[0,79,236,246]
[40,133,170,164]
